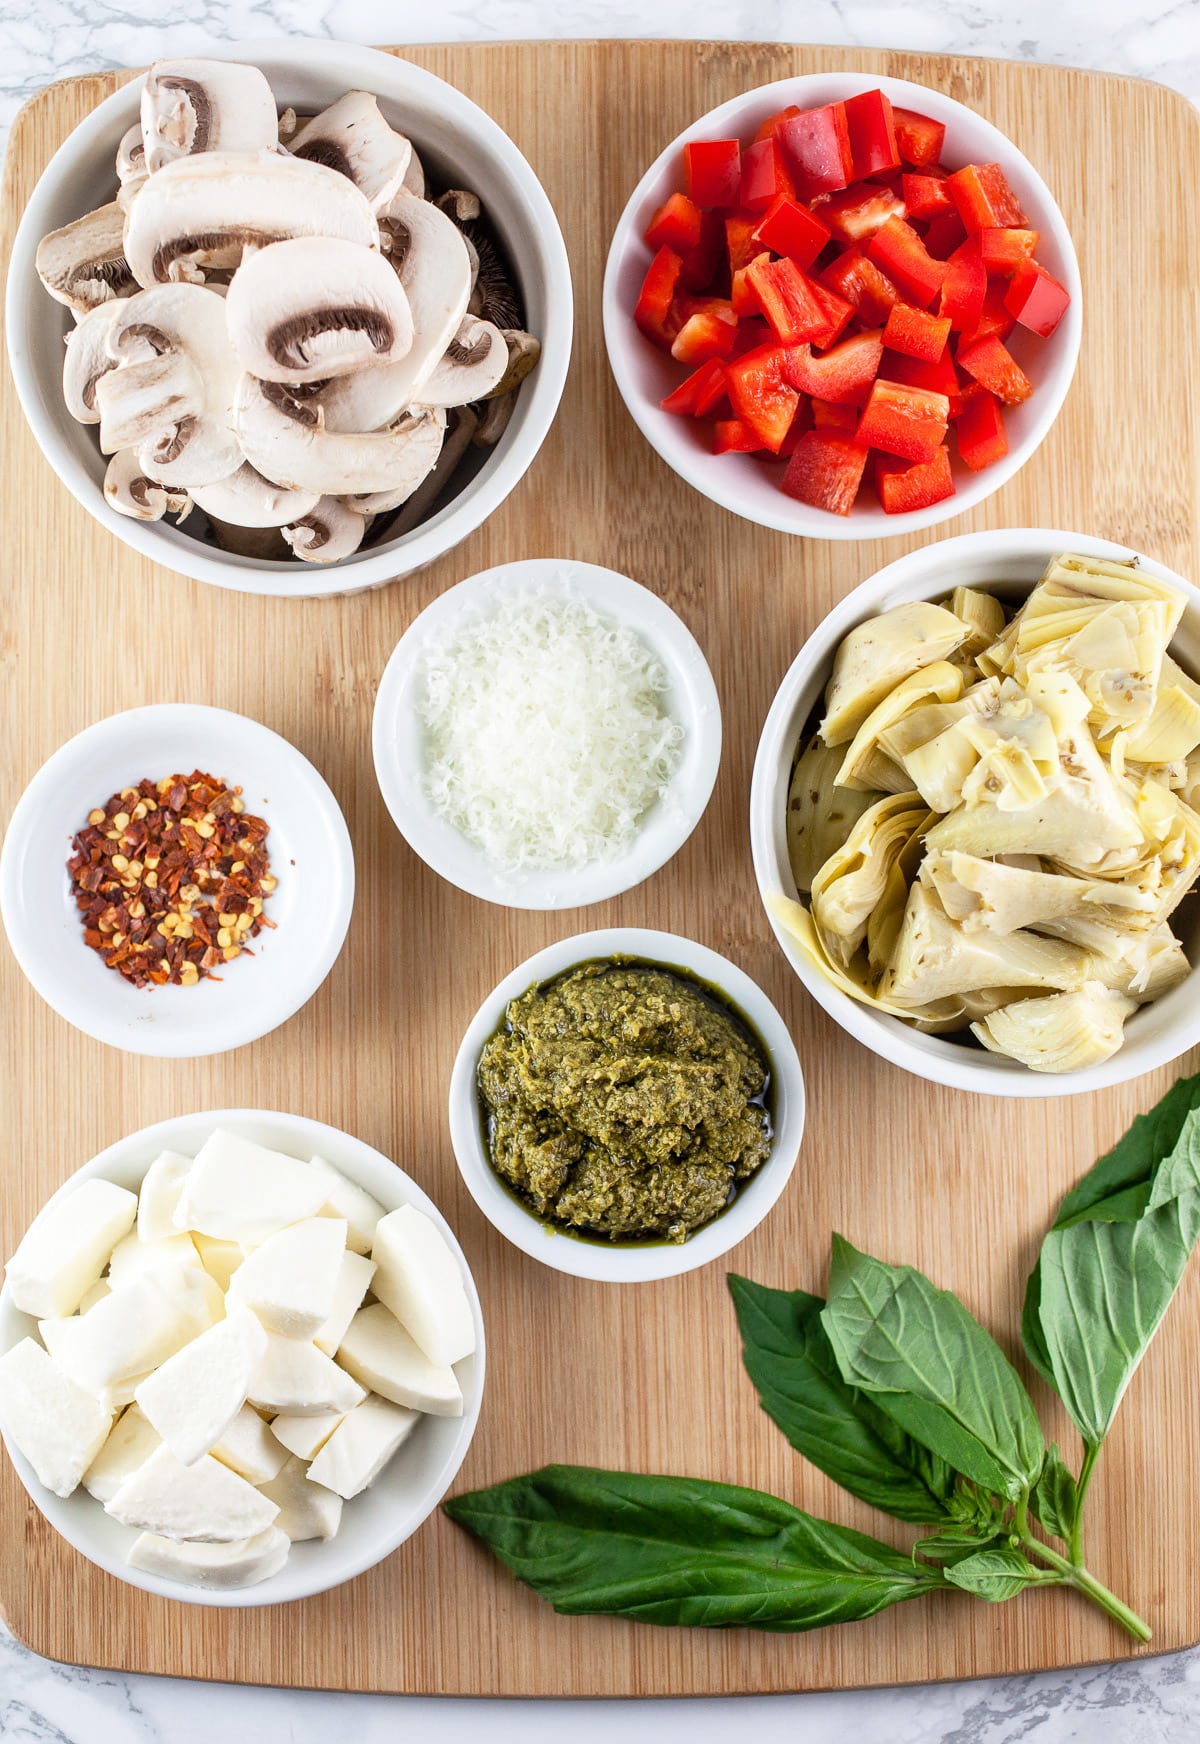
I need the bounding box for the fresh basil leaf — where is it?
[443,1465,946,1632]
[821,1235,1043,1504]
[944,1547,1045,1602]
[728,1275,959,1525]
[912,1524,1010,1568]
[1030,1444,1078,1543]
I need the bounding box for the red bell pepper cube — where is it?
[1004,258,1071,336]
[783,330,885,406]
[745,255,828,345]
[670,307,739,364]
[754,104,802,142]
[946,162,1027,233]
[939,239,987,332]
[856,377,950,462]
[956,332,1033,404]
[867,216,946,306]
[821,249,900,327]
[892,107,945,169]
[844,89,900,178]
[634,247,684,350]
[678,209,725,292]
[883,344,960,404]
[757,397,813,460]
[752,194,831,268]
[725,343,801,451]
[713,417,766,454]
[979,226,1040,276]
[962,282,1016,344]
[883,302,953,363]
[684,139,742,209]
[740,138,795,213]
[922,212,969,260]
[901,172,952,219]
[811,398,860,433]
[782,430,869,516]
[731,259,766,316]
[726,214,763,274]
[644,192,703,254]
[875,445,955,513]
[954,389,1008,471]
[809,278,855,348]
[778,104,855,201]
[816,182,906,243]
[661,358,728,417]
[732,316,772,354]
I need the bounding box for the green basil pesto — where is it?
[477,959,773,1244]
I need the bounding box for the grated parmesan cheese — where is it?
[417,588,685,872]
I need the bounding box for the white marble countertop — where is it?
[2,3,1200,1739]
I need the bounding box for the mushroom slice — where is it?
[419,316,508,407]
[63,302,126,423]
[191,462,320,529]
[288,92,412,213]
[234,374,446,497]
[36,203,136,311]
[282,496,370,564]
[472,392,515,447]
[94,349,205,454]
[485,328,541,400]
[386,404,478,533]
[140,58,279,172]
[124,151,379,289]
[401,147,425,198]
[116,123,147,185]
[104,449,191,522]
[224,236,414,384]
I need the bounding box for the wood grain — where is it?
[2,40,1200,1696]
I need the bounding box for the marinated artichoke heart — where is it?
[811,792,932,971]
[820,602,969,745]
[786,740,880,895]
[972,983,1137,1073]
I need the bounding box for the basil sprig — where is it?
[447,1074,1200,1645]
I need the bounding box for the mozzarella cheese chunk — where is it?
[269,1409,345,1460]
[175,1129,326,1245]
[136,1150,193,1243]
[259,1453,343,1541]
[134,1307,267,1465]
[306,1394,421,1499]
[5,1179,137,1319]
[308,1155,384,1255]
[106,1443,279,1542]
[314,1250,376,1357]
[191,1234,244,1292]
[370,1205,475,1369]
[211,1404,287,1485]
[127,1526,290,1590]
[83,1405,161,1504]
[39,1314,149,1412]
[78,1278,111,1313]
[227,1217,347,1338]
[107,1230,199,1287]
[336,1304,463,1416]
[0,1338,113,1497]
[249,1332,366,1417]
[56,1264,223,1394]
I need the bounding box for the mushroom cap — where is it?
[401,147,425,200]
[36,203,136,311]
[419,315,509,408]
[116,123,148,187]
[94,349,205,455]
[224,235,414,384]
[104,448,191,522]
[141,58,279,173]
[386,403,479,532]
[282,495,370,563]
[342,408,449,514]
[288,92,413,215]
[62,301,126,423]
[123,150,380,289]
[486,328,542,400]
[191,462,321,529]
[234,372,447,497]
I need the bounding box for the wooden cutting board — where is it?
[3,40,1200,1697]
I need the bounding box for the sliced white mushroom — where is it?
[487,329,541,399]
[288,92,412,213]
[224,236,413,384]
[104,283,242,486]
[343,408,449,514]
[386,404,477,531]
[472,392,516,447]
[94,349,205,454]
[191,462,321,530]
[36,204,136,311]
[235,373,445,497]
[401,147,425,199]
[419,316,508,407]
[141,58,279,173]
[282,495,370,563]
[123,151,379,289]
[63,302,126,423]
[116,123,147,185]
[104,449,191,522]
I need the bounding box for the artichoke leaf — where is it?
[882,884,1089,1006]
[922,850,1158,936]
[766,891,966,1026]
[810,792,933,969]
[971,983,1137,1073]
[1120,683,1200,765]
[949,586,1007,660]
[834,661,964,793]
[820,603,969,747]
[786,738,881,895]
[876,677,1002,766]
[1052,921,1191,1004]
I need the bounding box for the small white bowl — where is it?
[0,704,353,1057]
[750,528,1200,1097]
[0,1108,484,1607]
[448,927,805,1280]
[6,38,572,597]
[371,558,722,910]
[603,74,1082,540]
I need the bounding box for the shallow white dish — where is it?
[6,38,572,598]
[448,927,805,1280]
[0,703,353,1057]
[0,1108,484,1607]
[372,558,722,910]
[603,74,1082,541]
[750,528,1200,1097]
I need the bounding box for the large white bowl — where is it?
[603,74,1082,541]
[750,529,1200,1097]
[6,38,572,597]
[0,1108,485,1607]
[448,927,806,1280]
[372,558,722,910]
[0,704,354,1056]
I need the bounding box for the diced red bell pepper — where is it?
[782,430,869,516]
[661,358,728,416]
[844,89,900,178]
[815,181,906,243]
[644,192,703,253]
[946,162,1027,233]
[678,208,725,292]
[1004,258,1071,337]
[731,259,767,316]
[755,396,812,460]
[726,214,762,274]
[745,255,828,345]
[875,445,955,513]
[883,344,960,403]
[892,107,946,169]
[754,104,802,142]
[922,211,969,260]
[901,172,952,218]
[778,104,855,201]
[752,194,831,268]
[783,329,885,405]
[979,226,1040,275]
[962,281,1016,344]
[684,139,742,209]
[867,216,946,306]
[821,248,900,327]
[634,246,684,349]
[732,316,771,354]
[956,332,1033,404]
[883,301,952,362]
[725,342,801,451]
[954,389,1008,471]
[670,307,739,364]
[811,398,860,433]
[713,417,766,454]
[809,278,855,348]
[856,377,950,462]
[939,239,986,332]
[739,138,795,213]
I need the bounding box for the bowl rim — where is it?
[602,71,1083,543]
[370,558,723,911]
[5,37,574,598]
[749,527,1200,1097]
[447,925,806,1280]
[0,1107,486,1607]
